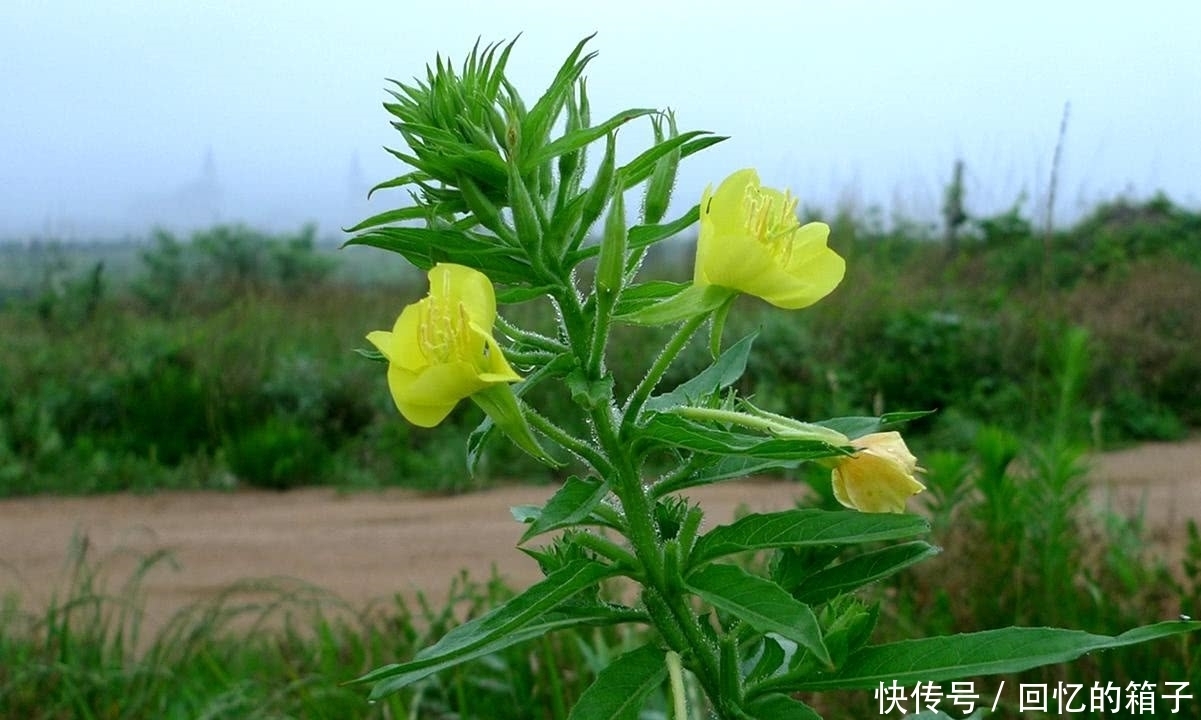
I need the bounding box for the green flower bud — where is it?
[596,182,627,294]
[643,111,680,225]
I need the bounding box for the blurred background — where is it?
[2,0,1198,239]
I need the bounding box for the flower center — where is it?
[419,295,473,365]
[742,184,800,264]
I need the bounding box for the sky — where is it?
[2,0,1198,240]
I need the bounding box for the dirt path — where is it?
[2,438,1199,629]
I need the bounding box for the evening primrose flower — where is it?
[367,263,520,427]
[830,432,926,514]
[695,169,845,309]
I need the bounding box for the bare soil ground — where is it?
[2,438,1198,630]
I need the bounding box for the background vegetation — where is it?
[2,192,1198,496]
[2,190,1199,717]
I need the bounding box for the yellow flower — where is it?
[830,432,926,513]
[367,263,521,427]
[695,169,845,309]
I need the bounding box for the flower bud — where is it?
[830,432,926,513]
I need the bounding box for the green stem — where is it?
[587,286,616,379]
[502,349,559,367]
[666,591,723,706]
[652,454,705,499]
[666,651,688,720]
[523,406,609,473]
[553,264,728,715]
[571,531,640,575]
[495,315,568,354]
[621,312,709,435]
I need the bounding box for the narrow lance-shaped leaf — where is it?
[618,131,717,192]
[743,694,823,720]
[351,559,619,696]
[554,80,587,216]
[345,227,534,284]
[343,204,429,233]
[691,509,930,566]
[519,475,611,541]
[610,280,688,317]
[652,455,803,498]
[472,384,561,468]
[791,541,941,605]
[818,411,936,439]
[638,413,849,460]
[532,107,655,169]
[643,332,757,414]
[615,284,732,327]
[520,35,597,169]
[687,563,832,668]
[370,603,642,701]
[572,205,700,264]
[566,644,667,720]
[776,620,1201,693]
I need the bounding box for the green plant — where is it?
[343,36,1199,718]
[225,415,330,490]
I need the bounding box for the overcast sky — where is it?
[2,1,1198,239]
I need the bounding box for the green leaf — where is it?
[521,35,596,167]
[495,284,555,304]
[566,368,615,410]
[708,291,735,357]
[364,173,426,202]
[520,475,611,541]
[789,620,1201,691]
[691,510,930,566]
[345,227,534,285]
[570,205,701,265]
[469,356,573,476]
[566,644,667,720]
[531,108,656,169]
[352,347,387,363]
[611,280,688,316]
[652,455,803,497]
[687,564,831,667]
[629,204,700,252]
[465,414,496,477]
[643,332,757,414]
[472,384,561,468]
[354,559,619,698]
[746,635,788,684]
[818,411,936,439]
[616,284,733,326]
[618,131,716,190]
[793,541,940,605]
[640,414,850,461]
[343,204,429,233]
[743,694,823,720]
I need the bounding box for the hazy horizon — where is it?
[3,1,1198,241]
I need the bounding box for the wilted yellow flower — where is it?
[695,169,845,309]
[367,263,521,427]
[830,432,926,513]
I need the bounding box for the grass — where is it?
[0,533,660,720]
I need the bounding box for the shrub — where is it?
[224,416,330,490]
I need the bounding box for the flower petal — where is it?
[384,364,457,428]
[431,263,496,327]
